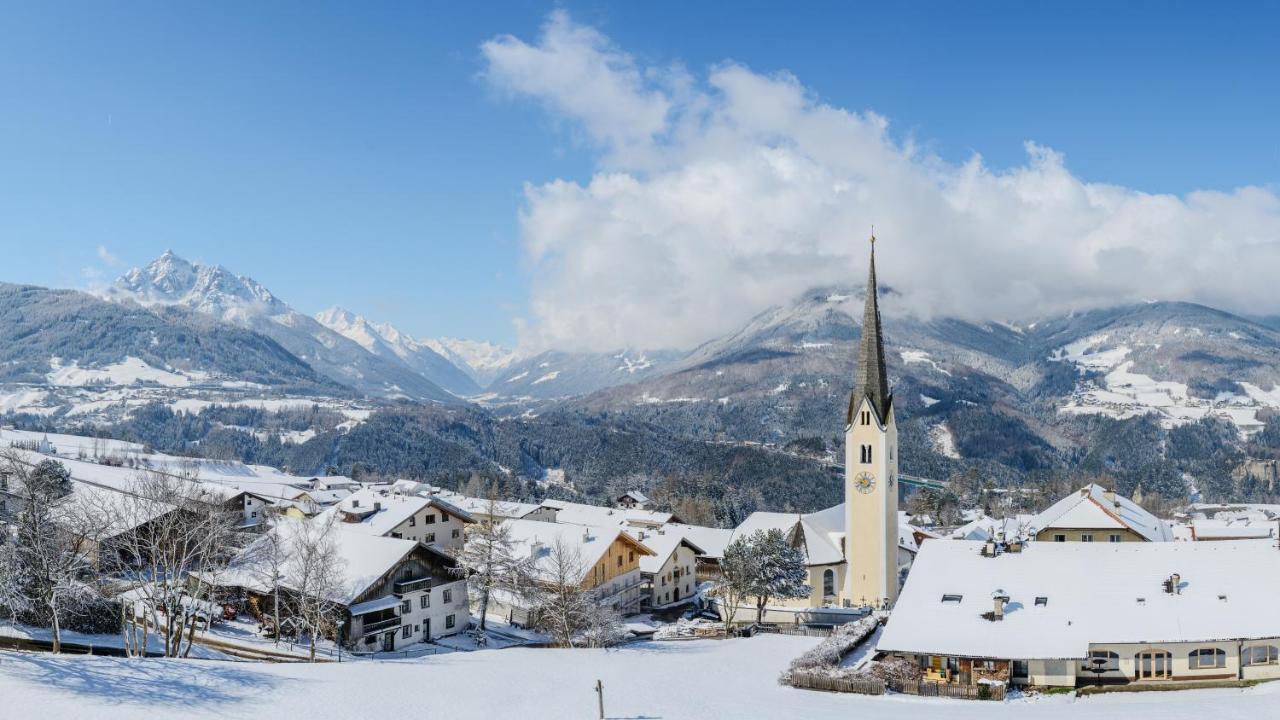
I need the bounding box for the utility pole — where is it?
[594,679,604,719]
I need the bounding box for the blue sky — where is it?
[0,1,1276,348]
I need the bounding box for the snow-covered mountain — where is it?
[105,252,457,403]
[314,307,479,396]
[486,348,684,401]
[421,337,520,387]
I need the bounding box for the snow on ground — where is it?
[531,370,560,385]
[48,356,204,388]
[1053,336,1275,437]
[929,423,961,459]
[4,635,1280,720]
[900,349,951,376]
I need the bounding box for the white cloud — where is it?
[484,12,1280,353]
[96,245,121,267]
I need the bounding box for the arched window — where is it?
[1243,646,1279,666]
[1189,648,1226,669]
[822,569,835,597]
[859,445,873,464]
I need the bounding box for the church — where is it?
[728,236,902,617]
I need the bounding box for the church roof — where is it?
[848,239,892,425]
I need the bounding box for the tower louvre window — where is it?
[859,445,873,464]
[860,410,871,426]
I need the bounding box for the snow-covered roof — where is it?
[731,505,845,567]
[618,490,649,504]
[502,518,654,585]
[1028,484,1172,542]
[540,499,672,528]
[219,519,421,606]
[326,487,474,537]
[878,539,1280,661]
[663,523,734,560]
[947,513,1034,542]
[435,491,543,520]
[625,528,705,574]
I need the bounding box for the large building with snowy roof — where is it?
[877,538,1280,688]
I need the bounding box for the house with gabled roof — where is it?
[325,487,474,554]
[214,519,469,653]
[626,527,703,610]
[1028,484,1172,543]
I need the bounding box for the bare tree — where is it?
[247,508,288,645]
[97,468,240,658]
[1,452,109,653]
[529,536,625,648]
[286,515,345,661]
[452,495,534,631]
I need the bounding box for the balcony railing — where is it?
[393,577,432,595]
[358,616,402,635]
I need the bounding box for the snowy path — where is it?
[2,635,1280,719]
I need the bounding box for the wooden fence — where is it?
[751,624,834,638]
[787,673,1005,701]
[891,678,1007,701]
[788,671,885,695]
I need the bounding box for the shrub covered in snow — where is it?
[778,615,880,685]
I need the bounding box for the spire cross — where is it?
[870,225,876,245]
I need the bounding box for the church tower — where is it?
[843,234,899,608]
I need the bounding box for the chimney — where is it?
[1104,488,1117,506]
[352,499,360,508]
[1169,573,1181,594]
[992,590,1010,620]
[981,539,999,558]
[374,501,382,512]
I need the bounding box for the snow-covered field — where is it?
[1053,334,1274,437]
[3,635,1279,719]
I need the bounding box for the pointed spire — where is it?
[848,232,892,425]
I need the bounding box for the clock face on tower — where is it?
[854,471,876,494]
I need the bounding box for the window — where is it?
[445,614,455,629]
[1189,648,1226,669]
[425,533,435,543]
[822,569,835,597]
[941,594,963,604]
[1053,534,1066,543]
[1034,596,1048,607]
[859,445,873,464]
[420,595,430,609]
[452,528,460,539]
[400,600,410,614]
[425,514,436,524]
[617,555,623,567]
[250,511,257,518]
[402,626,412,639]
[1243,645,1279,666]
[246,498,253,506]
[860,410,871,426]
[442,589,452,604]
[408,515,416,527]
[1083,650,1119,672]
[391,532,402,539]
[1109,534,1122,543]
[629,551,635,562]
[1080,534,1094,542]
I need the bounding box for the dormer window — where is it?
[1035,596,1048,607]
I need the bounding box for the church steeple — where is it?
[848,233,892,425]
